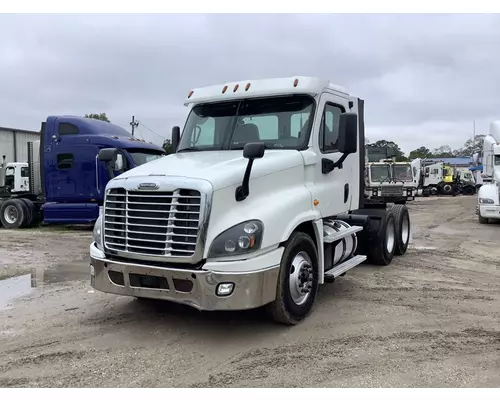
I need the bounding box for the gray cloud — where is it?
[1,13,500,154]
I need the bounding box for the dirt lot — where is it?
[1,196,499,388]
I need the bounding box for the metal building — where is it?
[0,126,41,164]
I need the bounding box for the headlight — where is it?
[479,198,494,204]
[208,220,263,258]
[93,215,103,250]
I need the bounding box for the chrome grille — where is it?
[380,186,403,196]
[103,188,201,257]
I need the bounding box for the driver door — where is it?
[312,92,354,217]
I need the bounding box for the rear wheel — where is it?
[0,199,27,229]
[389,204,410,255]
[367,211,396,266]
[439,183,453,195]
[19,198,35,227]
[266,232,319,325]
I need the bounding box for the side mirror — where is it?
[235,142,266,202]
[98,148,118,162]
[337,112,358,154]
[243,142,265,160]
[171,126,180,152]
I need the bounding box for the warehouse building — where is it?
[0,126,40,164]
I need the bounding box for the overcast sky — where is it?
[1,13,499,154]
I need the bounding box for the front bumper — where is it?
[478,204,500,219]
[89,243,283,311]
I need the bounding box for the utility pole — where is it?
[130,115,139,137]
[473,120,476,141]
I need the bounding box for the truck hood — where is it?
[113,150,305,191]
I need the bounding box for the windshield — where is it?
[370,165,391,183]
[392,164,413,182]
[178,95,315,152]
[463,172,473,180]
[127,149,164,166]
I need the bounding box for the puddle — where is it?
[0,274,33,309]
[0,258,90,310]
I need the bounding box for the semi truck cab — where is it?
[90,76,412,324]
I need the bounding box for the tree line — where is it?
[367,135,484,162]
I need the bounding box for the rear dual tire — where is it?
[388,204,410,256]
[0,198,35,228]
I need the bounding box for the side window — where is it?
[290,113,310,138]
[241,115,278,140]
[21,167,29,177]
[57,153,74,169]
[319,103,343,153]
[58,123,79,135]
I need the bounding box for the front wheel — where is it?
[266,232,319,325]
[478,211,488,224]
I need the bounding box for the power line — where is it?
[137,120,167,141]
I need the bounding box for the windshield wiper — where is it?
[177,147,201,152]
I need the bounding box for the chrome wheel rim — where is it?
[386,220,395,253]
[401,213,410,245]
[4,205,18,225]
[289,251,313,306]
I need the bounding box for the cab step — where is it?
[324,255,367,279]
[323,225,363,244]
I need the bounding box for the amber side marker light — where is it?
[313,199,319,206]
[293,78,299,87]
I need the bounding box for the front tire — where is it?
[478,211,488,224]
[266,232,319,325]
[389,204,411,255]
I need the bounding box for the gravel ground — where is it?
[0,196,499,388]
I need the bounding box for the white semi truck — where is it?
[476,121,500,223]
[90,77,412,324]
[365,159,417,204]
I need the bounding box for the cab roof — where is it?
[184,76,350,106]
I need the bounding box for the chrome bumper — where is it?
[89,243,283,311]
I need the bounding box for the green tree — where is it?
[461,134,485,156]
[163,139,174,155]
[408,146,433,160]
[84,112,110,122]
[432,145,454,158]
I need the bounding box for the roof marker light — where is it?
[233,84,239,92]
[222,85,228,94]
[245,83,251,91]
[188,90,194,98]
[293,78,299,87]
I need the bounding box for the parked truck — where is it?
[476,121,500,223]
[90,76,412,325]
[0,116,165,229]
[364,158,417,204]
